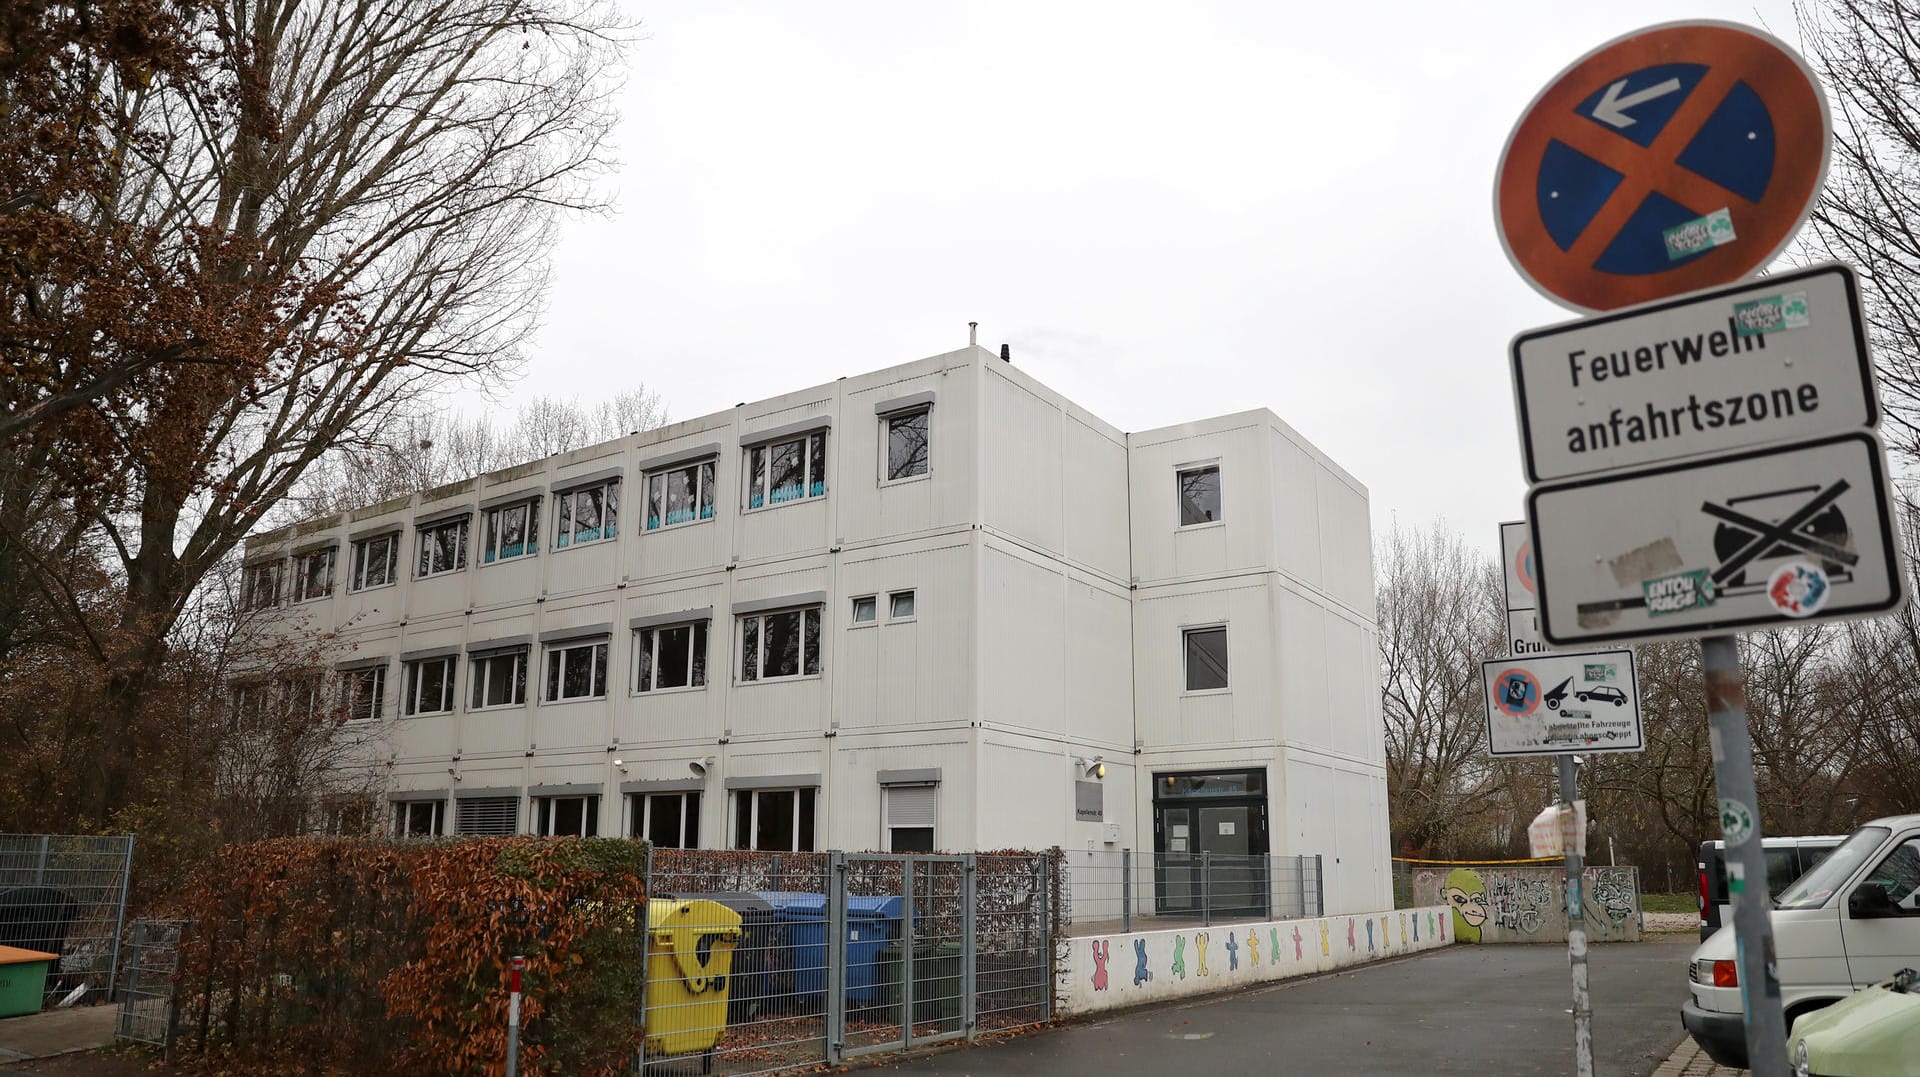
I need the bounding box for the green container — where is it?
[0,947,55,1018]
[881,941,963,1025]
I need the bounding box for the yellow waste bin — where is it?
[645,898,743,1071]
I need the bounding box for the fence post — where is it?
[34,834,49,886]
[504,955,524,1077]
[1200,850,1212,927]
[826,851,848,1066]
[1038,851,1055,1024]
[900,858,914,1050]
[1296,855,1308,919]
[636,842,652,1072]
[1314,854,1325,917]
[1120,848,1132,933]
[106,835,134,999]
[961,854,977,1042]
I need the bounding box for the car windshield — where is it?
[1775,827,1890,910]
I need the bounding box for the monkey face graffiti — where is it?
[1442,868,1488,943]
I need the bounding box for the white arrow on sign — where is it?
[1591,77,1683,128]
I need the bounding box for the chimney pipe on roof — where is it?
[1000,343,1011,363]
[968,321,978,347]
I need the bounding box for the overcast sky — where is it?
[501,1,1804,555]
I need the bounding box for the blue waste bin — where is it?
[755,892,905,1007]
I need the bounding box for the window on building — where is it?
[745,430,827,509]
[555,479,619,549]
[533,795,600,837]
[1183,626,1230,692]
[884,785,936,853]
[322,799,377,836]
[739,606,822,682]
[292,547,336,603]
[1178,465,1222,526]
[733,788,816,851]
[242,561,282,611]
[229,681,269,728]
[343,666,386,722]
[634,622,707,693]
[469,649,528,709]
[544,638,608,702]
[350,532,400,591]
[284,673,322,720]
[889,590,916,620]
[455,796,518,836]
[417,516,470,577]
[646,459,717,530]
[629,792,701,848]
[850,596,877,625]
[884,408,930,481]
[402,655,457,716]
[482,499,539,564]
[394,800,445,837]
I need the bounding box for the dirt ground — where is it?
[0,1048,168,1076]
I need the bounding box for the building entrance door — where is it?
[1152,769,1269,919]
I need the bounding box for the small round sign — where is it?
[1515,539,1536,596]
[1494,21,1830,312]
[1719,797,1755,845]
[1492,668,1541,717]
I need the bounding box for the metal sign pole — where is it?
[1557,754,1594,1077]
[1702,634,1790,1075]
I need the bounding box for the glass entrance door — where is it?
[1152,770,1270,918]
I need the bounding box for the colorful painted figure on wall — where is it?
[1380,916,1390,948]
[1132,938,1153,986]
[1172,934,1188,979]
[1411,911,1420,942]
[1195,931,1211,977]
[1091,940,1109,991]
[1317,919,1330,957]
[1400,912,1408,945]
[1246,927,1260,966]
[1365,917,1376,952]
[1346,918,1356,952]
[1443,867,1489,944]
[1292,924,1303,961]
[1226,931,1239,971]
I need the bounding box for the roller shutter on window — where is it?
[456,796,518,836]
[887,786,936,827]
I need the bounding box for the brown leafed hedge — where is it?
[170,836,648,1076]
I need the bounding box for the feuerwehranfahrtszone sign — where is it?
[1528,431,1905,646]
[1511,263,1876,482]
[1483,649,1642,757]
[1501,520,1553,656]
[1494,20,1830,312]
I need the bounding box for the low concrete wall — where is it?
[1409,865,1642,943]
[1058,906,1452,1016]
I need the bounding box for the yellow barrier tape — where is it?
[1391,856,1562,865]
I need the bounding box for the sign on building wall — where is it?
[1075,780,1104,822]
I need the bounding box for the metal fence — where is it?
[114,920,184,1048]
[641,850,1052,1076]
[0,833,135,1004]
[1059,850,1322,934]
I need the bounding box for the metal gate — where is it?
[0,833,135,1003]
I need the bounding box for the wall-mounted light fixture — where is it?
[689,756,714,778]
[1072,755,1106,780]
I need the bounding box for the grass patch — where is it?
[1639,892,1697,914]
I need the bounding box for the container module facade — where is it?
[243,346,1390,913]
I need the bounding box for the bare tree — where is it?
[1375,520,1507,855]
[1,0,631,827]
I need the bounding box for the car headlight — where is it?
[1792,1038,1810,1077]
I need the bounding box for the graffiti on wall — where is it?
[1440,868,1489,943]
[1413,865,1642,943]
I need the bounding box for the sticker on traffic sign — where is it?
[1528,431,1905,646]
[1495,21,1830,312]
[1483,650,1643,757]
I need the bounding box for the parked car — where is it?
[1698,833,1844,940]
[1681,814,1920,1068]
[1788,967,1920,1077]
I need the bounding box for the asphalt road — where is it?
[879,934,1698,1077]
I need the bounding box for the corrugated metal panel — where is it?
[456,796,518,835]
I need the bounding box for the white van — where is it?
[1681,814,1920,1068]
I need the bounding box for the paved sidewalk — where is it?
[0,1007,116,1063]
[1651,1037,1744,1076]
